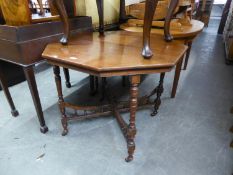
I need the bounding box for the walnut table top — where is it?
[42,31,187,77]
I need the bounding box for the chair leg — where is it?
[0,65,19,117]
[125,75,140,162]
[171,55,184,98]
[63,68,71,88]
[151,73,165,117]
[183,41,193,70]
[23,66,48,134]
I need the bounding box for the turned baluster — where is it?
[125,75,140,162]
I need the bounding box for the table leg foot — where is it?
[40,125,49,133]
[61,117,68,136]
[151,73,165,117]
[65,82,71,88]
[11,109,19,117]
[151,111,158,117]
[62,129,68,136]
[125,155,133,162]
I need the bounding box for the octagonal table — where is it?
[42,31,187,161]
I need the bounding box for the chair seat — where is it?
[43,31,187,73]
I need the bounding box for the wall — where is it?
[75,0,120,26]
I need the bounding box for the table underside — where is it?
[53,65,166,162]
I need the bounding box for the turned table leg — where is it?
[23,66,48,133]
[0,65,19,117]
[53,66,68,136]
[63,68,71,88]
[151,73,165,117]
[183,41,193,70]
[171,55,184,98]
[125,75,140,162]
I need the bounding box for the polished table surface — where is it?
[43,31,187,76]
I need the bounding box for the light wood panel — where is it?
[0,0,31,26]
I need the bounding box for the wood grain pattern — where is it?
[43,31,187,74]
[0,0,31,26]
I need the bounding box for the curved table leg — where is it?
[164,0,179,41]
[51,0,70,44]
[0,65,19,117]
[142,0,159,58]
[171,55,184,98]
[23,66,48,133]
